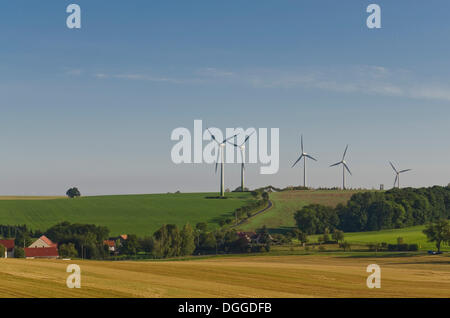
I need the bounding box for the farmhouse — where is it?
[0,239,15,258]
[24,246,59,259]
[24,235,59,259]
[103,240,116,252]
[29,235,57,248]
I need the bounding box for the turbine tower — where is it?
[207,127,238,197]
[291,134,318,188]
[228,130,255,192]
[389,162,411,189]
[330,145,352,190]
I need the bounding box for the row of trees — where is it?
[45,222,110,259]
[126,222,258,259]
[294,186,450,234]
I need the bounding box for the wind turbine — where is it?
[389,162,412,189]
[228,130,256,192]
[291,134,317,188]
[206,127,238,197]
[330,145,352,190]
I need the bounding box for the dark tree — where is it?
[66,187,81,198]
[423,219,450,252]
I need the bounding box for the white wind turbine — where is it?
[389,162,412,189]
[330,145,352,190]
[228,130,256,192]
[207,127,238,197]
[292,134,318,188]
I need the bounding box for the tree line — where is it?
[294,186,450,234]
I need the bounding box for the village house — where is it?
[24,235,59,259]
[103,239,116,253]
[0,239,15,258]
[28,235,58,248]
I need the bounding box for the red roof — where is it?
[0,239,15,250]
[103,240,115,247]
[39,235,57,247]
[24,247,59,258]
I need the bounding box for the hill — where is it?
[0,193,255,236]
[237,190,360,233]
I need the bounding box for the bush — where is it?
[14,247,25,258]
[387,244,397,251]
[339,241,351,251]
[397,244,409,251]
[408,244,419,251]
[0,244,5,258]
[59,243,79,258]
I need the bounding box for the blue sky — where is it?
[0,1,449,195]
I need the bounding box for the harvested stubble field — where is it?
[1,254,449,298]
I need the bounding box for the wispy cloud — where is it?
[82,65,450,102]
[93,72,203,84]
[64,68,83,76]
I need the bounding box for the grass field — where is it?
[0,254,449,297]
[0,193,254,236]
[310,225,450,251]
[238,190,360,233]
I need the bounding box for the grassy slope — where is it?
[1,254,449,297]
[238,189,447,250]
[0,193,254,236]
[238,190,359,233]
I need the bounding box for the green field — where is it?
[238,190,360,233]
[0,193,255,236]
[310,225,449,251]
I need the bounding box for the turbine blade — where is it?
[301,135,304,153]
[292,154,304,168]
[342,145,348,160]
[227,140,239,147]
[389,161,398,173]
[343,162,352,175]
[394,174,398,187]
[305,154,318,161]
[330,162,341,167]
[399,169,412,173]
[206,127,220,145]
[223,134,239,143]
[241,130,256,146]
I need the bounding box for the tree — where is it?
[322,228,331,243]
[180,223,196,256]
[332,229,345,243]
[0,244,5,258]
[256,225,271,244]
[195,222,208,232]
[14,247,25,258]
[339,241,351,251]
[423,219,450,252]
[66,187,81,198]
[59,243,78,258]
[138,236,155,253]
[122,234,140,255]
[292,229,308,246]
